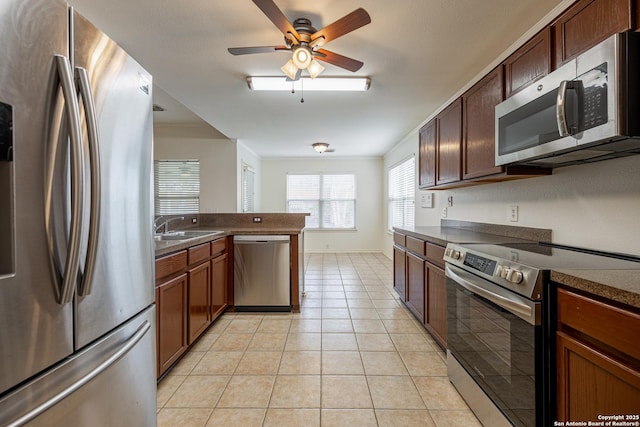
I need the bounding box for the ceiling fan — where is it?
[228,0,371,79]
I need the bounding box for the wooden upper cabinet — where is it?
[552,0,633,68]
[436,98,462,185]
[504,27,551,98]
[462,66,504,180]
[418,119,437,188]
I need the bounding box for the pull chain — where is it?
[300,77,304,103]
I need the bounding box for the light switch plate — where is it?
[420,193,433,208]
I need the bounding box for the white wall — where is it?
[154,124,238,212]
[382,128,640,258]
[261,157,386,253]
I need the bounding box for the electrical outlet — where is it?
[191,217,197,224]
[510,205,519,222]
[442,207,447,218]
[447,195,454,207]
[253,216,262,223]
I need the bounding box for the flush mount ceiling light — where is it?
[247,76,371,91]
[312,142,330,153]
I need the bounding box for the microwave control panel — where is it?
[579,63,608,131]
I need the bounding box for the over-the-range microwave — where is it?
[495,31,640,167]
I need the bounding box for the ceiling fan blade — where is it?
[311,8,371,45]
[315,49,364,72]
[228,46,288,55]
[252,0,300,40]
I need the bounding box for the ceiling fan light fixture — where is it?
[280,59,299,80]
[292,46,313,69]
[313,142,330,153]
[307,59,325,79]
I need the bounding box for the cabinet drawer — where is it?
[188,242,211,265]
[426,243,445,269]
[211,237,227,257]
[156,251,187,282]
[406,236,426,257]
[393,232,406,247]
[558,288,640,361]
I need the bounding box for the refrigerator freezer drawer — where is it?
[0,306,157,427]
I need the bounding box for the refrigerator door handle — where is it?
[46,55,85,305]
[75,66,101,297]
[5,320,151,427]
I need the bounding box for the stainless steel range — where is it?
[444,242,640,427]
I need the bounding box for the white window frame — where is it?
[241,163,255,213]
[154,159,200,215]
[286,173,357,230]
[388,156,415,231]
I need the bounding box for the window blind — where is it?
[242,164,255,213]
[388,156,415,230]
[154,160,200,215]
[286,173,356,229]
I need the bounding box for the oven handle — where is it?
[446,264,540,326]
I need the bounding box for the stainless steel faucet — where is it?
[154,216,185,234]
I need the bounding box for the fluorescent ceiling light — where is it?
[247,76,371,92]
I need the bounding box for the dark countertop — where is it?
[154,213,308,257]
[394,225,539,247]
[155,227,303,257]
[394,222,640,311]
[551,269,640,310]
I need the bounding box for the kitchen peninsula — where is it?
[154,212,307,378]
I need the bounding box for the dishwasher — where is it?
[233,235,291,311]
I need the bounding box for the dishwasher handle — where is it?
[233,235,290,244]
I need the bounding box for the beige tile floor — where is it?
[157,253,482,427]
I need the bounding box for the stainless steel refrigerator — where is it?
[0,1,156,425]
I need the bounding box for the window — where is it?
[154,160,200,215]
[287,173,356,229]
[388,156,415,230]
[242,163,255,213]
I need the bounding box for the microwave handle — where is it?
[556,80,571,137]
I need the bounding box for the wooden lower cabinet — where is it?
[155,236,230,378]
[557,331,640,421]
[211,252,228,319]
[406,252,425,323]
[156,273,188,377]
[392,236,447,348]
[425,264,447,348]
[393,246,407,301]
[556,287,640,421]
[187,261,211,344]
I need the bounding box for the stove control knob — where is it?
[446,248,461,260]
[497,265,508,279]
[506,269,524,284]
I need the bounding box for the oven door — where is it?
[446,264,542,427]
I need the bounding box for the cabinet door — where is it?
[504,27,551,98]
[462,66,504,180]
[418,119,437,188]
[406,252,425,323]
[557,331,640,421]
[156,273,188,377]
[393,246,407,301]
[553,0,632,67]
[436,99,462,185]
[425,264,447,348]
[211,252,228,320]
[187,261,211,344]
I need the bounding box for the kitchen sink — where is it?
[154,230,223,241]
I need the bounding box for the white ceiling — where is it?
[67,0,566,158]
